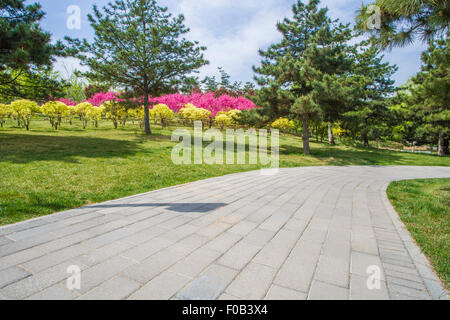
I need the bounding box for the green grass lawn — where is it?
[387,179,450,289]
[0,118,449,226]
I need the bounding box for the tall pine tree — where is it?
[410,35,449,156]
[343,41,397,147]
[252,0,354,154]
[67,0,208,135]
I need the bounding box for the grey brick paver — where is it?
[176,264,238,300]
[78,276,140,300]
[0,266,31,289]
[308,280,349,300]
[225,262,277,300]
[217,241,261,270]
[0,166,448,300]
[265,285,307,300]
[128,271,191,300]
[27,284,79,300]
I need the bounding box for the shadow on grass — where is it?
[279,143,405,165]
[0,134,142,164]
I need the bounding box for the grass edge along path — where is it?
[387,178,450,289]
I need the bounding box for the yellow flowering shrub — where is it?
[41,101,68,130]
[10,99,39,130]
[87,106,104,128]
[102,101,126,129]
[152,104,174,127]
[215,114,232,130]
[178,103,197,125]
[332,126,348,138]
[219,109,241,127]
[76,102,94,129]
[127,108,145,128]
[191,108,211,126]
[271,118,295,132]
[0,103,12,127]
[67,105,78,125]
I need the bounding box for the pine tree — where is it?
[252,0,354,154]
[0,0,65,100]
[66,0,208,135]
[343,42,397,147]
[410,35,449,156]
[357,0,449,49]
[0,0,63,74]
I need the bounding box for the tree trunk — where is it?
[444,138,449,155]
[362,133,370,147]
[438,131,446,156]
[302,118,311,155]
[328,124,335,146]
[143,86,152,135]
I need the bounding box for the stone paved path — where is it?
[0,166,449,300]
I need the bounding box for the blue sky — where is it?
[35,0,427,86]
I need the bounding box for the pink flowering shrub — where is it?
[149,93,256,116]
[56,98,77,106]
[87,92,119,106]
[52,91,257,117]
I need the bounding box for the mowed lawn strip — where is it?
[0,119,449,225]
[387,179,450,289]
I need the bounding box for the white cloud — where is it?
[165,0,292,83]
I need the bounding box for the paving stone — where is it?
[315,255,350,288]
[228,221,257,236]
[0,233,56,258]
[351,234,379,255]
[21,244,90,273]
[259,215,290,232]
[75,255,136,294]
[76,240,135,267]
[176,264,238,300]
[388,283,431,300]
[299,227,327,244]
[253,229,299,269]
[0,247,45,271]
[120,238,173,262]
[218,293,240,300]
[27,284,79,300]
[308,280,349,300]
[386,276,426,291]
[122,226,167,245]
[349,274,389,300]
[78,276,140,300]
[241,228,275,247]
[265,285,307,300]
[203,232,242,252]
[169,247,222,278]
[283,218,308,233]
[0,260,87,299]
[0,266,31,289]
[351,251,385,281]
[81,228,133,249]
[128,271,191,300]
[274,240,322,292]
[0,236,13,246]
[121,244,192,284]
[225,263,277,300]
[217,241,261,270]
[196,222,230,239]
